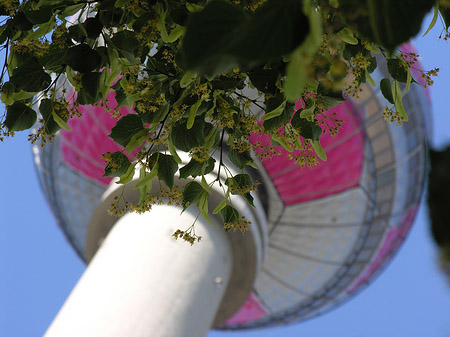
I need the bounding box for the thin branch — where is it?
[234,91,265,110]
[145,113,169,159]
[217,129,225,186]
[0,38,10,85]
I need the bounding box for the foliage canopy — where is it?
[0,0,447,242]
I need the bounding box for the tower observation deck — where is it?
[34,45,430,336]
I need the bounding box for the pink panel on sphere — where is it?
[225,292,268,325]
[61,91,134,186]
[346,206,418,293]
[250,101,364,205]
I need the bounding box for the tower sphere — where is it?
[34,44,430,330]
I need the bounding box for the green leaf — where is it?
[291,117,322,141]
[125,93,140,108]
[154,3,181,43]
[169,119,205,152]
[364,0,433,51]
[227,0,309,64]
[168,141,182,164]
[220,205,240,225]
[147,47,177,76]
[212,190,229,214]
[227,148,253,170]
[179,158,204,178]
[284,2,322,102]
[203,157,216,175]
[366,55,377,74]
[23,6,53,24]
[365,68,375,87]
[186,2,203,12]
[11,12,33,31]
[60,3,86,17]
[312,140,327,161]
[225,173,253,193]
[105,48,122,87]
[406,68,412,93]
[422,5,439,37]
[181,0,309,77]
[40,44,67,72]
[133,164,158,190]
[134,98,171,123]
[329,0,339,8]
[66,66,81,90]
[84,17,103,39]
[166,25,185,43]
[51,109,71,131]
[104,152,131,177]
[365,43,380,54]
[387,59,408,83]
[337,27,358,45]
[81,72,101,99]
[4,102,37,132]
[243,192,255,207]
[10,61,51,92]
[316,85,345,109]
[271,132,293,152]
[180,71,197,88]
[284,123,302,149]
[380,78,394,104]
[181,0,247,76]
[199,191,214,226]
[113,87,127,108]
[262,96,294,132]
[1,82,36,105]
[116,162,137,184]
[182,181,204,209]
[66,44,102,73]
[76,88,99,105]
[109,114,145,148]
[201,175,210,193]
[110,30,140,58]
[187,98,203,129]
[115,0,129,7]
[68,23,87,42]
[135,166,155,205]
[261,100,286,121]
[392,80,408,122]
[156,154,179,189]
[300,105,315,118]
[440,7,450,30]
[248,67,278,94]
[125,129,148,153]
[204,124,219,149]
[179,157,215,180]
[39,98,60,135]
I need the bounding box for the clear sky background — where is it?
[1,12,450,337]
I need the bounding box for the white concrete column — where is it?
[45,205,232,337]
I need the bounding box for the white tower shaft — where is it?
[44,205,232,337]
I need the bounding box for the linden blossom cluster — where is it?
[0,0,447,240]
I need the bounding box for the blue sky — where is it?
[1,12,450,337]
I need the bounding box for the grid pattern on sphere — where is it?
[220,79,429,329]
[33,137,106,260]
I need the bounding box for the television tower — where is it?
[34,44,430,336]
